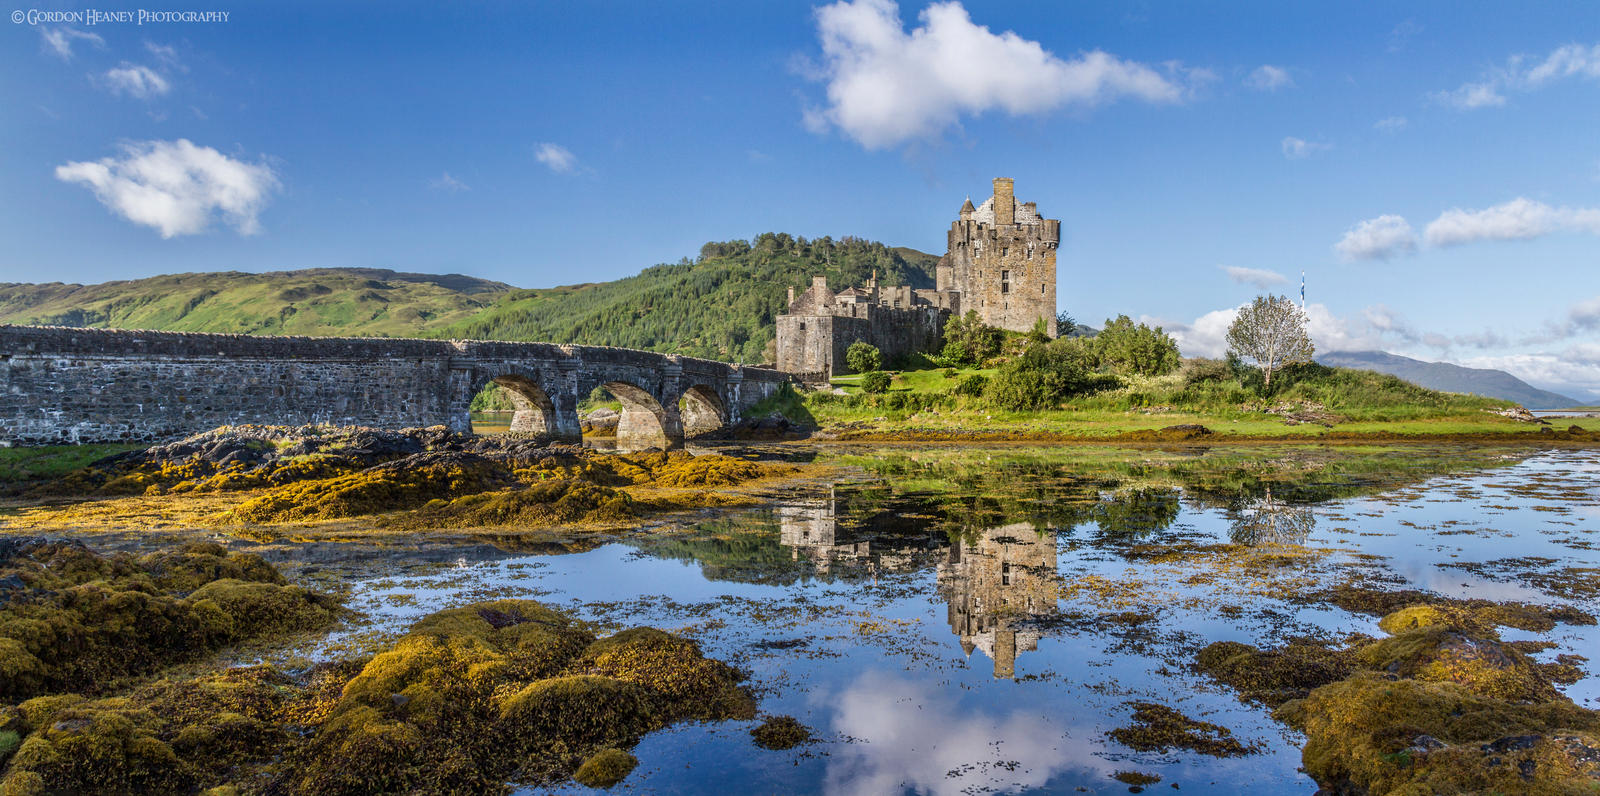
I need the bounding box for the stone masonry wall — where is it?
[1,325,791,446]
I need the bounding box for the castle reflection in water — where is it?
[777,492,1060,679]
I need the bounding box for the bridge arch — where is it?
[601,380,682,451]
[491,375,557,434]
[464,363,580,442]
[679,384,728,437]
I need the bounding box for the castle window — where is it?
[1001,562,1012,586]
[1001,270,1010,294]
[1001,247,1009,258]
[798,322,806,331]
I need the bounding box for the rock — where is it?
[1487,406,1549,424]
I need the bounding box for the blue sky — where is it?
[2,1,1598,398]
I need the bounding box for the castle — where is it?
[776,178,1059,378]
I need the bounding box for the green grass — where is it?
[0,444,142,483]
[804,361,1577,440]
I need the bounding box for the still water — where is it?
[314,444,1600,794]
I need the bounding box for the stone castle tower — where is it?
[937,177,1060,336]
[775,177,1060,379]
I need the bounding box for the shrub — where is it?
[983,344,1095,410]
[1095,315,1181,377]
[953,374,988,397]
[844,341,881,374]
[859,371,891,394]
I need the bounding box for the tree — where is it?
[1225,294,1314,389]
[1094,315,1181,377]
[1055,310,1078,336]
[845,341,882,374]
[941,310,1003,365]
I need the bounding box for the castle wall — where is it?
[775,304,946,379]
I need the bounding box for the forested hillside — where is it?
[0,234,938,363]
[0,268,507,338]
[440,234,937,362]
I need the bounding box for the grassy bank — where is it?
[760,361,1600,442]
[0,443,142,483]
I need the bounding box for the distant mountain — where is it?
[1316,350,1581,410]
[0,234,939,363]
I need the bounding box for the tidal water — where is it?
[310,444,1600,794]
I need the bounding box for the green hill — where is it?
[439,234,936,362]
[0,234,937,363]
[0,268,508,338]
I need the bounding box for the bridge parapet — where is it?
[0,325,791,448]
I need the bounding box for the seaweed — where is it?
[1107,701,1255,757]
[750,715,812,750]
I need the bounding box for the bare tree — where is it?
[1225,294,1314,389]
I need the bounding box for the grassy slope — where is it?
[0,268,507,338]
[0,237,937,364]
[437,237,937,362]
[800,363,1600,439]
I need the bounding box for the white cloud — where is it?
[1281,136,1329,159]
[103,64,172,99]
[144,41,182,68]
[1334,214,1417,261]
[821,670,1113,795]
[430,172,469,192]
[1163,302,1387,359]
[1436,41,1600,110]
[55,139,279,238]
[40,27,104,60]
[803,0,1200,148]
[1424,197,1600,247]
[1163,306,1240,359]
[1457,350,1600,402]
[1436,81,1505,109]
[534,142,578,174]
[1221,265,1287,289]
[1373,116,1407,132]
[1244,64,1292,91]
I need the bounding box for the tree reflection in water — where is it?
[1228,486,1317,546]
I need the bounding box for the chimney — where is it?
[812,275,828,291]
[787,286,795,304]
[992,177,1015,226]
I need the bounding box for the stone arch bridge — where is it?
[0,325,794,449]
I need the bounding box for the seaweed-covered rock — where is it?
[289,599,753,795]
[226,451,513,523]
[0,666,339,796]
[0,539,340,701]
[1196,639,1357,707]
[1278,675,1600,794]
[1208,597,1600,794]
[572,747,637,788]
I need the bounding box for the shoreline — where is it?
[802,425,1600,446]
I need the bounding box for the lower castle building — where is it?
[776,177,1059,378]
